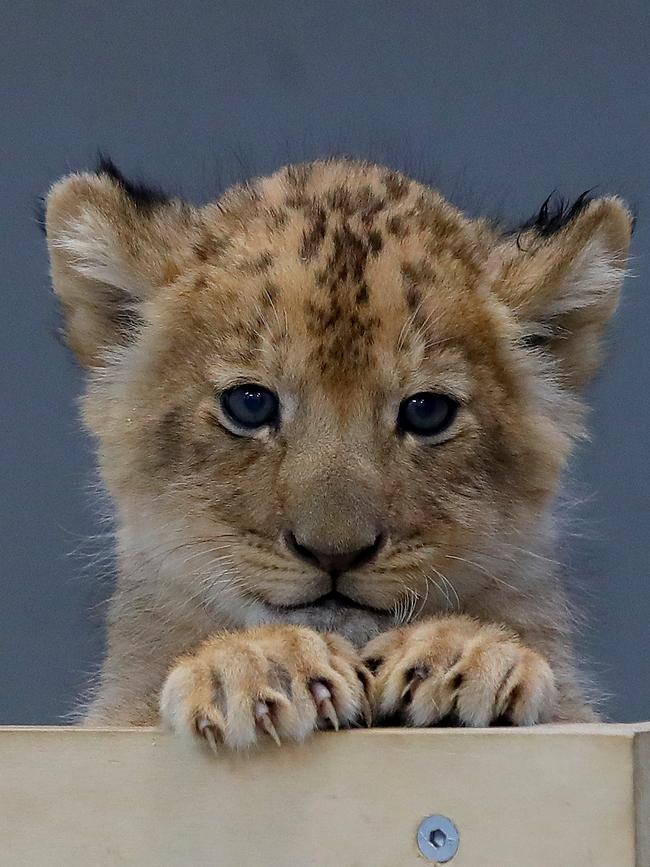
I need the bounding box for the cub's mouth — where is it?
[268,589,390,615]
[260,588,396,648]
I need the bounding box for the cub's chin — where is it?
[252,594,396,647]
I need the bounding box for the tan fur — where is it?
[363,615,556,726]
[45,159,631,745]
[160,626,371,748]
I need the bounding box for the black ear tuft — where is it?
[95,151,170,210]
[34,195,47,234]
[518,190,594,238]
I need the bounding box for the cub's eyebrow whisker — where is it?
[422,334,456,353]
[396,296,426,353]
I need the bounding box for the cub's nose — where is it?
[284,531,383,574]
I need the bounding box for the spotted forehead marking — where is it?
[285,167,479,378]
[301,215,386,377]
[299,204,327,261]
[196,160,494,382]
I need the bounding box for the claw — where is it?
[359,691,373,727]
[310,682,340,731]
[255,701,281,746]
[320,696,340,731]
[259,713,282,746]
[196,719,219,756]
[203,726,219,756]
[400,664,430,702]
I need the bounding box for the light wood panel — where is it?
[1,724,648,866]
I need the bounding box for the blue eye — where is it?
[397,392,458,437]
[220,385,279,430]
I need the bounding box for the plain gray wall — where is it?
[2,0,649,723]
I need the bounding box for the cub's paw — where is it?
[160,625,372,752]
[362,616,556,727]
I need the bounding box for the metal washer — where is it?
[416,814,460,862]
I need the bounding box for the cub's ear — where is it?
[45,160,199,366]
[487,194,633,388]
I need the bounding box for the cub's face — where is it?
[45,159,631,644]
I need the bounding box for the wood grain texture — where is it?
[1,724,648,867]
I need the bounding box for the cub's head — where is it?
[45,158,631,644]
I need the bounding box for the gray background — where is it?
[2,0,649,724]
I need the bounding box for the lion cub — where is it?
[44,157,631,749]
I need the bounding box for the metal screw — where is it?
[416,815,460,862]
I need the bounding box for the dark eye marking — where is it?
[397,392,458,438]
[220,384,279,432]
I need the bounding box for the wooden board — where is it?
[1,724,648,866]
